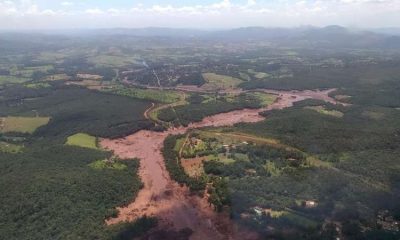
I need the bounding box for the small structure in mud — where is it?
[188,136,203,149]
[377,210,399,232]
[105,156,117,163]
[245,169,257,176]
[222,144,231,153]
[303,200,318,208]
[253,207,264,217]
[240,213,252,220]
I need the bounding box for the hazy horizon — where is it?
[1,0,400,30]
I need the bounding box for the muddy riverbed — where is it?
[101,88,340,240]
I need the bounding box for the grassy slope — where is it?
[66,133,98,149]
[202,73,243,89]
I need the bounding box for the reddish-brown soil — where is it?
[181,157,205,177]
[100,88,341,240]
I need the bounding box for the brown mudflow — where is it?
[100,89,340,240]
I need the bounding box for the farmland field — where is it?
[43,74,70,81]
[0,75,29,85]
[0,141,23,153]
[202,73,243,89]
[104,86,184,104]
[25,82,51,89]
[10,65,54,77]
[0,116,50,133]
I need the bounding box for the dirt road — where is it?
[100,88,341,240]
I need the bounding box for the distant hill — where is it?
[371,28,400,36]
[206,25,400,49]
[1,26,400,50]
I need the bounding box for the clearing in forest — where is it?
[9,65,54,77]
[0,141,23,153]
[87,54,139,68]
[247,69,270,79]
[88,159,127,170]
[178,130,334,177]
[105,86,183,104]
[66,133,98,149]
[0,76,29,85]
[305,106,344,118]
[24,82,51,89]
[250,92,277,106]
[202,73,243,89]
[0,116,50,133]
[44,73,71,81]
[76,73,103,80]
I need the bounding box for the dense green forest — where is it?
[0,84,157,239]
[0,85,153,139]
[219,93,400,238]
[0,147,149,239]
[240,61,400,93]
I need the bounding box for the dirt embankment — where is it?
[100,89,341,240]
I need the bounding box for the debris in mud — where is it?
[101,88,344,240]
[164,189,173,197]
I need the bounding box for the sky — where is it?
[0,0,400,29]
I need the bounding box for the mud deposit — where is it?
[100,89,340,240]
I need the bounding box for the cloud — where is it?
[210,0,232,10]
[247,0,257,6]
[61,1,74,7]
[0,0,400,29]
[41,9,56,16]
[0,0,64,16]
[85,8,104,15]
[107,8,120,16]
[339,0,392,3]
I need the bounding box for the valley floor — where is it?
[101,89,340,239]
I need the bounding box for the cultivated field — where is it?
[0,141,23,153]
[0,76,29,85]
[0,117,50,133]
[202,73,243,89]
[44,74,71,81]
[105,86,184,104]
